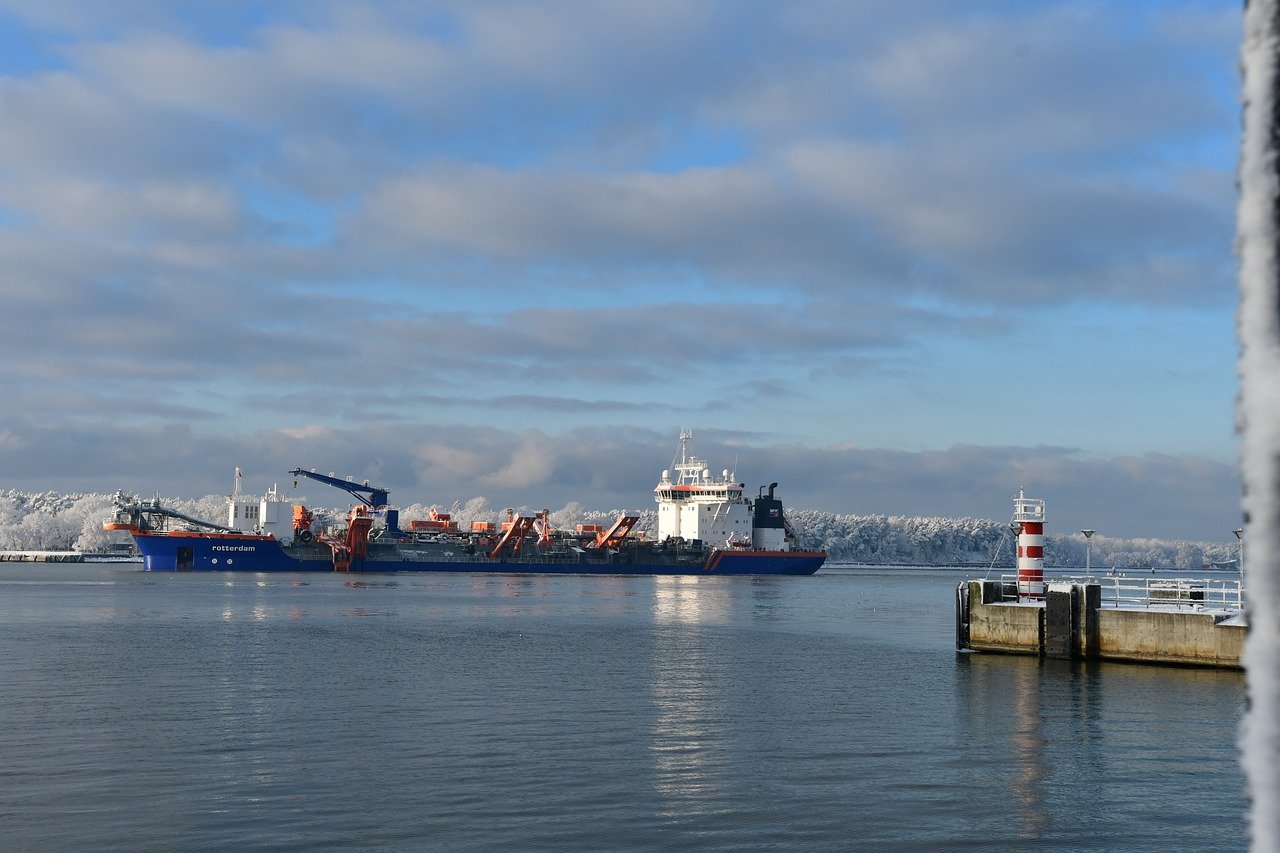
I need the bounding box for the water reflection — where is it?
[955,651,1243,847]
[652,576,731,625]
[955,654,1053,843]
[646,576,735,823]
[1009,659,1050,840]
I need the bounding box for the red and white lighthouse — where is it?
[1013,487,1046,599]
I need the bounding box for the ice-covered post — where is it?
[1239,0,1280,847]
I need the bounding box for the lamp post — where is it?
[1081,529,1095,574]
[1234,528,1244,576]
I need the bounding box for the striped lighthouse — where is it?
[1013,487,1046,599]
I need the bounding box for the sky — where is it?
[0,0,1245,540]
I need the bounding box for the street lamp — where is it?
[1081,529,1095,574]
[1234,528,1244,575]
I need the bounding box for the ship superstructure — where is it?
[106,432,825,576]
[654,429,791,551]
[226,467,291,538]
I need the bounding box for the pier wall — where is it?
[1096,609,1244,668]
[957,580,1244,669]
[0,552,85,562]
[962,580,1042,654]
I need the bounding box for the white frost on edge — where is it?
[1240,1,1280,849]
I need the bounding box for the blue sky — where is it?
[0,1,1244,539]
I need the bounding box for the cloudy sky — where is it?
[0,1,1243,539]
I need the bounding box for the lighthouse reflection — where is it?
[647,576,733,816]
[957,654,1052,842]
[1009,660,1050,840]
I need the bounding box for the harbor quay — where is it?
[957,487,1246,669]
[0,551,86,562]
[955,576,1245,669]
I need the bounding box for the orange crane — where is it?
[487,514,537,559]
[532,509,555,547]
[592,514,639,549]
[317,505,375,571]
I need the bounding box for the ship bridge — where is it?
[655,430,752,548]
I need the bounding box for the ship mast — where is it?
[672,429,708,486]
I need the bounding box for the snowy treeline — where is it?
[0,490,231,552]
[790,510,1240,569]
[0,491,126,552]
[0,489,1241,569]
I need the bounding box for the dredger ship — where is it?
[106,432,826,575]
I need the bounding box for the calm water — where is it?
[0,564,1246,851]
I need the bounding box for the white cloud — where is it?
[1,178,243,238]
[0,413,1243,540]
[0,1,1242,539]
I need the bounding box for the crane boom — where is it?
[288,468,390,508]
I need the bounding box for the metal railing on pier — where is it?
[990,571,1244,612]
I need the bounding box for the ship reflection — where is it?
[651,575,731,625]
[647,576,733,818]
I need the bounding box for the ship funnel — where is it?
[768,482,777,498]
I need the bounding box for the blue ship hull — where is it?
[133,532,824,576]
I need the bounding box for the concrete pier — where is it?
[0,551,85,562]
[956,579,1245,669]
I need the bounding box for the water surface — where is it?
[0,565,1245,850]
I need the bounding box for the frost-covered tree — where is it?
[0,487,1248,568]
[549,501,586,529]
[456,497,492,529]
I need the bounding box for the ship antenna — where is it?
[672,428,687,471]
